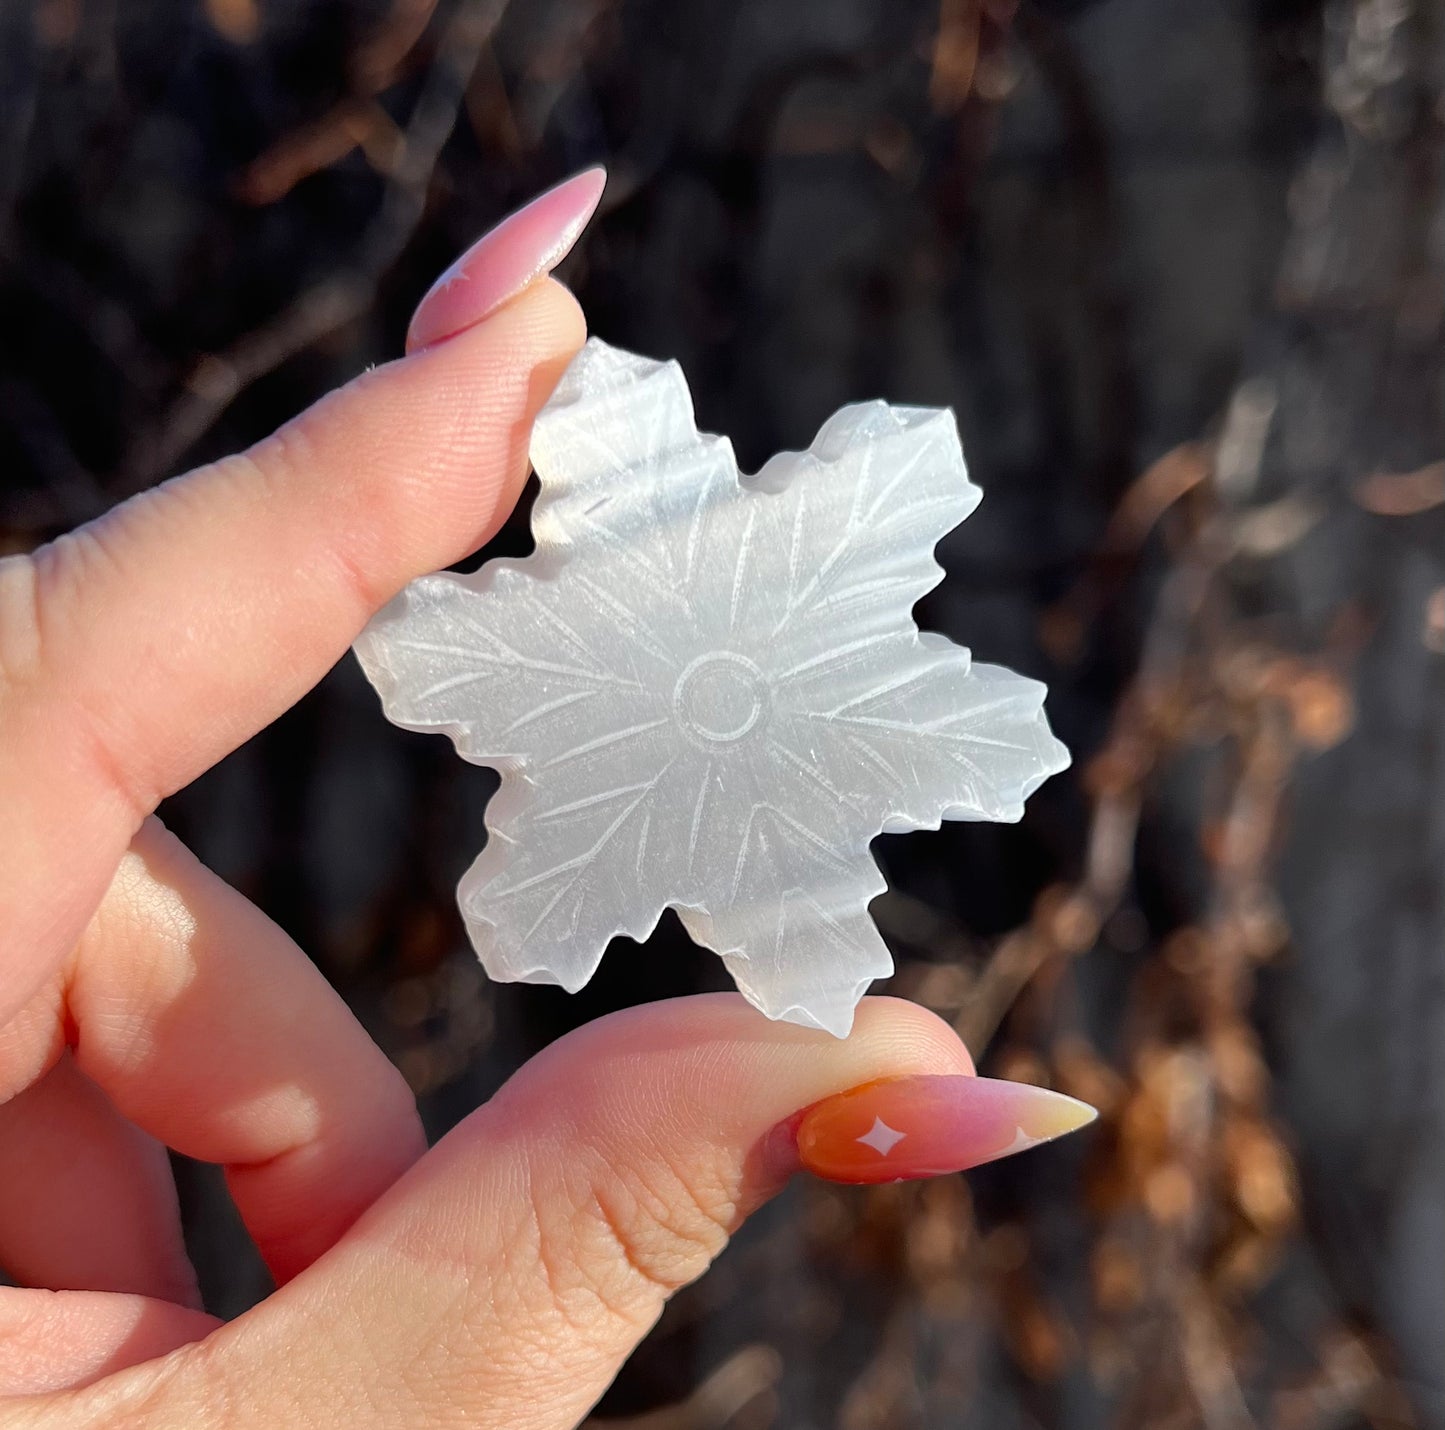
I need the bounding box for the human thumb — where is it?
[81,995,1092,1430]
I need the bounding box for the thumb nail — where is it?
[791,1074,1097,1184]
[407,166,606,354]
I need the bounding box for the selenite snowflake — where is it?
[354,338,1070,1036]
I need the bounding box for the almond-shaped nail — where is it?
[794,1075,1097,1184]
[407,166,607,353]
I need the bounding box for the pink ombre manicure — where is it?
[406,166,607,353]
[792,1075,1097,1185]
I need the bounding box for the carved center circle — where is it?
[673,652,768,746]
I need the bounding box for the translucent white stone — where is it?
[354,338,1070,1036]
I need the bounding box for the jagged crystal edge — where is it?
[353,337,1071,1036]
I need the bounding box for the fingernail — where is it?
[793,1075,1097,1184]
[406,166,607,353]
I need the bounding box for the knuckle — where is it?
[4,486,163,690]
[0,551,42,694]
[0,520,161,818]
[530,1151,737,1329]
[231,406,316,503]
[591,1171,732,1295]
[232,391,400,618]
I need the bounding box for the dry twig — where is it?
[120,0,512,490]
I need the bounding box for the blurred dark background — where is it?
[3,0,1444,1425]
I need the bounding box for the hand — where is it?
[0,172,1091,1428]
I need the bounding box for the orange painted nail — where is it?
[793,1075,1097,1184]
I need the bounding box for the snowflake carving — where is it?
[354,339,1070,1036]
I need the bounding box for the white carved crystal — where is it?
[354,338,1070,1036]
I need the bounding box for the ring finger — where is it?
[0,1053,197,1307]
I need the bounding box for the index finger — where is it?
[0,281,584,1020]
